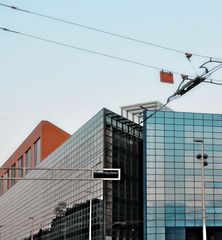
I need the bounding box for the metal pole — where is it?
[194,139,207,240]
[29,217,34,240]
[89,196,92,240]
[201,142,207,240]
[0,225,3,240]
[85,190,92,240]
[64,221,66,240]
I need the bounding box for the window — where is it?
[34,138,41,166]
[5,171,10,191]
[18,157,23,178]
[11,163,16,186]
[26,148,31,174]
[0,177,3,195]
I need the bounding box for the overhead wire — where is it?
[1,3,222,82]
[0,27,185,76]
[1,2,222,82]
[204,64,222,79]
[0,2,222,61]
[205,79,222,85]
[185,53,199,76]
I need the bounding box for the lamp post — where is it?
[89,196,92,240]
[85,191,92,240]
[29,217,34,240]
[194,139,208,240]
[64,221,66,240]
[0,225,3,240]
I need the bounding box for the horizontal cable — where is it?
[0,2,222,61]
[0,27,185,76]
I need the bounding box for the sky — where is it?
[0,0,222,165]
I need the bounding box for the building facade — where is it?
[144,110,222,240]
[0,121,70,195]
[0,121,71,195]
[0,109,143,240]
[3,105,222,240]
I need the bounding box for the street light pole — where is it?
[64,221,66,240]
[0,225,3,240]
[89,196,92,240]
[194,139,207,240]
[85,191,92,240]
[29,217,34,240]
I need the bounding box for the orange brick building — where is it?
[0,121,70,194]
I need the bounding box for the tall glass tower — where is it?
[144,111,222,240]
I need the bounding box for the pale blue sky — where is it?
[0,0,222,164]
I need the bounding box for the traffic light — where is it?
[93,169,120,180]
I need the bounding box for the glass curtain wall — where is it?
[0,109,105,240]
[105,110,144,240]
[144,111,222,240]
[0,108,144,240]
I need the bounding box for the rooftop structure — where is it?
[120,101,172,124]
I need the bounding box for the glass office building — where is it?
[0,108,143,240]
[144,111,222,240]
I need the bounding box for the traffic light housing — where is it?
[92,169,120,180]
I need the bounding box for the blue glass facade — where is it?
[144,111,222,240]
